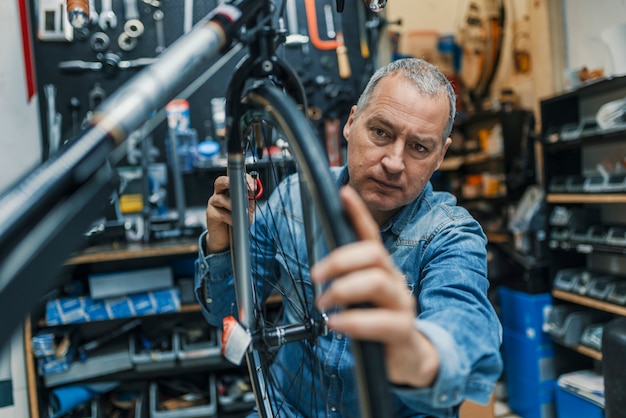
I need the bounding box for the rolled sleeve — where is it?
[194,231,236,327]
[390,319,465,418]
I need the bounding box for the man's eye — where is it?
[373,128,387,137]
[411,143,427,152]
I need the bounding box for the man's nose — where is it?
[381,142,405,173]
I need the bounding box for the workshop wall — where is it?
[30,0,381,210]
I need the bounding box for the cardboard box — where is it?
[460,393,495,418]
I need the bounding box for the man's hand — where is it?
[205,175,257,254]
[310,186,440,388]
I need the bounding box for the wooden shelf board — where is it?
[575,344,602,361]
[486,232,509,244]
[552,289,626,316]
[65,240,199,265]
[546,194,626,204]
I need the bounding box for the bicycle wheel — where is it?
[226,83,391,418]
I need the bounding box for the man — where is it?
[195,58,502,417]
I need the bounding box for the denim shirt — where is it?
[195,166,503,418]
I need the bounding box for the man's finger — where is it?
[340,186,380,241]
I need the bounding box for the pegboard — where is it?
[30,0,381,208]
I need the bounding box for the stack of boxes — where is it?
[499,287,556,418]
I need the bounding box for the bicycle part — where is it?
[228,83,391,417]
[369,0,387,12]
[248,172,264,200]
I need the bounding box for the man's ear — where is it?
[343,105,358,142]
[435,137,453,170]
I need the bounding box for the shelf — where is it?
[546,194,626,204]
[439,153,503,171]
[65,239,199,265]
[494,240,549,270]
[552,289,626,316]
[543,127,626,152]
[486,232,509,244]
[549,240,626,256]
[542,75,626,105]
[575,344,602,361]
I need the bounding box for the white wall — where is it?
[0,1,42,194]
[385,0,557,120]
[0,1,43,417]
[562,0,626,76]
[385,0,463,35]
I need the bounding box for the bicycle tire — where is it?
[226,83,391,418]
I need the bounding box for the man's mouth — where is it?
[371,178,400,191]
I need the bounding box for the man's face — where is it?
[344,74,452,225]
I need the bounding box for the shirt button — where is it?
[336,333,343,340]
[330,374,336,378]
[205,298,212,304]
[439,393,448,402]
[331,406,337,412]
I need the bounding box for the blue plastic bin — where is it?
[556,386,604,418]
[499,286,553,342]
[507,377,555,418]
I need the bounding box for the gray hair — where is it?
[354,58,456,142]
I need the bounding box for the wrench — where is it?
[183,0,193,33]
[153,9,165,53]
[88,0,98,23]
[123,0,140,20]
[99,0,118,30]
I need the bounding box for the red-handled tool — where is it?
[248,172,264,200]
[67,0,89,28]
[304,0,351,79]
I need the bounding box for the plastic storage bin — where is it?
[507,378,556,418]
[175,325,222,368]
[502,328,556,385]
[556,386,604,418]
[129,331,178,372]
[589,278,617,300]
[545,306,609,347]
[499,287,553,342]
[553,268,586,292]
[150,374,217,418]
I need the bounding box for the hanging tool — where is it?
[88,0,98,24]
[184,0,193,33]
[355,1,370,59]
[98,0,117,30]
[304,0,336,50]
[330,3,350,79]
[323,4,335,38]
[44,84,62,155]
[90,32,110,52]
[69,97,81,138]
[304,0,351,79]
[368,0,387,12]
[58,54,157,77]
[154,9,166,53]
[285,0,310,47]
[123,0,140,21]
[67,0,89,29]
[39,0,74,41]
[325,118,342,166]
